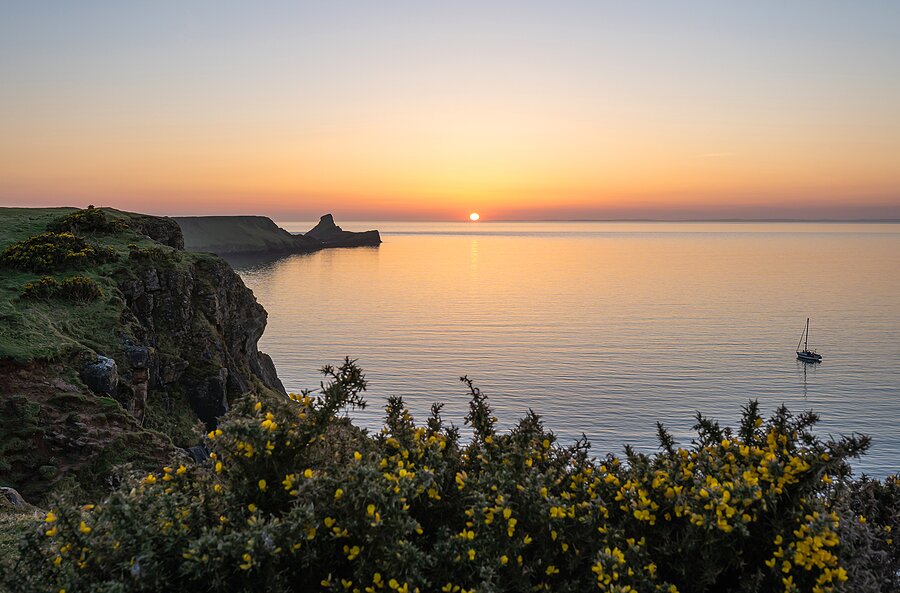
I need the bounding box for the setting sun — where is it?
[469,212,480,222]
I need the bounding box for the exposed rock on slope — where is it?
[0,207,286,502]
[174,214,380,256]
[0,486,28,507]
[0,360,175,502]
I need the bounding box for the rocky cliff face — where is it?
[0,207,286,502]
[116,245,285,426]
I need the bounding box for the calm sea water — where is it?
[233,222,900,477]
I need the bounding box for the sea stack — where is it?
[306,214,382,248]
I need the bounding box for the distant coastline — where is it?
[175,213,380,257]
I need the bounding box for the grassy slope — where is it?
[0,208,191,503]
[0,208,76,360]
[0,207,179,361]
[1,207,283,505]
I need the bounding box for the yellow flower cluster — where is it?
[28,372,884,593]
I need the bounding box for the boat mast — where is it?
[804,318,810,351]
[797,318,808,352]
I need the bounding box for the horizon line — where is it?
[5,206,898,224]
[271,217,900,224]
[494,217,900,223]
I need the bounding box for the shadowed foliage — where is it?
[2,360,896,593]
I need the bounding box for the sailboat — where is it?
[796,318,822,363]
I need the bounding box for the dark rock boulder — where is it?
[184,444,211,465]
[306,214,382,247]
[124,343,151,369]
[81,356,118,395]
[0,486,27,506]
[127,213,185,249]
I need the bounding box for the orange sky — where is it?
[1,2,898,220]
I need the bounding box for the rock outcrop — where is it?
[0,487,27,507]
[81,356,119,395]
[306,214,382,247]
[174,214,380,257]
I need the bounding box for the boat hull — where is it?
[797,351,822,363]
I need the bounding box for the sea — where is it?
[231,222,900,477]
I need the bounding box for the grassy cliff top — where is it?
[0,207,78,245]
[0,207,196,362]
[1,206,290,507]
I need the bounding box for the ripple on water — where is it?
[237,222,900,477]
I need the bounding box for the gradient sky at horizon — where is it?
[1,1,899,220]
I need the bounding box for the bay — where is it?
[233,222,900,476]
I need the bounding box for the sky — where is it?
[1,1,899,221]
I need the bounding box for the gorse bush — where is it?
[1,231,116,273]
[58,276,104,303]
[1,231,87,272]
[127,244,175,263]
[19,276,61,300]
[2,360,895,593]
[832,475,900,590]
[21,276,104,303]
[47,205,124,235]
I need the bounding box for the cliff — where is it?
[174,214,380,256]
[0,207,286,502]
[174,215,321,255]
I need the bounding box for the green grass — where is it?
[45,392,92,407]
[0,207,193,361]
[0,504,40,567]
[0,207,78,247]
